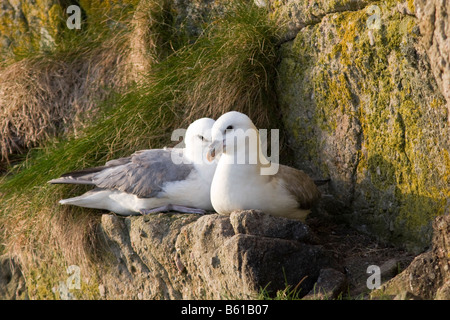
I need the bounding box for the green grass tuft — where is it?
[0,0,283,298]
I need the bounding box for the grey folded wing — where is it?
[49,149,195,198]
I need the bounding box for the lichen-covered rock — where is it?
[0,0,138,58]
[270,0,370,41]
[97,211,333,299]
[415,0,450,124]
[172,0,228,37]
[0,0,62,56]
[275,0,449,251]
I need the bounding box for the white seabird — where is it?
[206,111,320,221]
[49,118,217,216]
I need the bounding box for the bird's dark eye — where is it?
[198,135,204,141]
[226,125,233,130]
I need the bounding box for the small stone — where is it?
[229,210,312,242]
[303,268,348,300]
[393,291,421,300]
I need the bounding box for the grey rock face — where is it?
[415,0,450,119]
[378,214,450,299]
[229,210,313,242]
[98,211,333,299]
[274,0,449,251]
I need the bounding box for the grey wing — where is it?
[92,149,195,198]
[48,156,132,185]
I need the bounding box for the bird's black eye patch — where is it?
[197,135,204,141]
[226,125,233,130]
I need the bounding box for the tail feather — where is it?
[48,167,107,185]
[59,189,107,207]
[48,159,130,185]
[60,166,108,178]
[48,177,95,185]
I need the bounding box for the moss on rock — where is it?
[276,0,449,251]
[0,0,139,60]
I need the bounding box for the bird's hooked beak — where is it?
[206,139,225,162]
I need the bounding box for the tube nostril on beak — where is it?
[206,148,216,162]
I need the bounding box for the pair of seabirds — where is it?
[49,111,322,221]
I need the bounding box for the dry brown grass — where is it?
[127,0,173,81]
[0,33,130,165]
[2,186,104,278]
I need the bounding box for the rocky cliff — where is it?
[274,0,449,252]
[0,0,138,56]
[98,210,334,299]
[377,214,450,299]
[0,0,449,300]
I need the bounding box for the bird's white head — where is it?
[206,111,259,163]
[183,117,215,164]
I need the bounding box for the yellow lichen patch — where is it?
[20,0,63,50]
[278,0,449,250]
[407,0,415,14]
[0,0,140,58]
[48,4,63,32]
[0,4,33,57]
[441,149,450,196]
[26,263,101,299]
